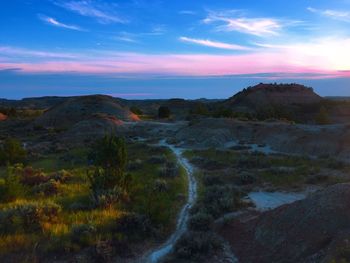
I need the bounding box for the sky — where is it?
[1,0,350,99]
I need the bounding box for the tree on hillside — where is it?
[158,106,171,119]
[316,106,330,125]
[0,138,27,166]
[130,106,143,115]
[88,134,130,207]
[190,103,209,116]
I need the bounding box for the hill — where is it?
[0,113,7,121]
[223,83,323,112]
[34,95,139,129]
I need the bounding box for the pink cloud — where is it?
[179,37,251,51]
[1,48,350,79]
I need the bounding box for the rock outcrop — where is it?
[224,83,323,112]
[221,184,350,263]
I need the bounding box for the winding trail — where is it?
[144,141,197,263]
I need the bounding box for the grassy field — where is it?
[184,148,350,188]
[0,141,187,262]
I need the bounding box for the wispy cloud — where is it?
[114,32,138,43]
[307,7,350,22]
[179,10,196,15]
[142,25,167,36]
[203,11,287,36]
[56,0,126,24]
[38,14,84,31]
[2,37,350,78]
[0,46,78,59]
[179,37,251,51]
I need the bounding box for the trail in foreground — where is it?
[145,141,197,263]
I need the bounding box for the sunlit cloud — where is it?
[255,37,350,71]
[38,14,84,31]
[179,37,251,51]
[1,36,350,78]
[56,0,127,24]
[308,7,350,22]
[203,11,283,36]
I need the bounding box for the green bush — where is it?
[199,185,242,218]
[158,106,171,118]
[315,106,330,125]
[174,231,222,260]
[88,134,130,206]
[70,224,96,246]
[0,138,26,166]
[130,106,143,115]
[33,179,60,196]
[21,166,48,186]
[188,212,214,231]
[202,174,224,186]
[0,165,28,202]
[114,213,153,241]
[0,201,61,233]
[49,170,72,183]
[159,161,179,178]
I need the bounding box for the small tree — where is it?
[190,103,209,116]
[158,106,171,119]
[316,106,330,125]
[88,134,129,206]
[0,138,27,166]
[130,106,143,115]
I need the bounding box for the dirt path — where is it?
[143,141,197,263]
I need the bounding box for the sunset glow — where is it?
[1,0,350,98]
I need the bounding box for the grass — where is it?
[0,141,188,260]
[31,148,89,172]
[185,148,350,188]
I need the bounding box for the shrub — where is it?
[127,159,143,171]
[0,165,28,202]
[87,168,127,207]
[315,106,330,125]
[21,166,48,186]
[188,212,214,231]
[130,106,143,115]
[94,240,114,262]
[238,171,257,185]
[148,155,166,164]
[190,103,209,116]
[159,161,179,178]
[88,134,130,206]
[69,202,92,211]
[0,201,61,233]
[174,231,222,260]
[158,106,171,119]
[95,187,124,208]
[201,185,242,218]
[0,138,26,166]
[202,174,224,186]
[153,179,169,192]
[33,179,60,196]
[70,224,96,246]
[49,170,72,183]
[114,213,153,241]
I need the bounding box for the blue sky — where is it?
[1,0,350,99]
